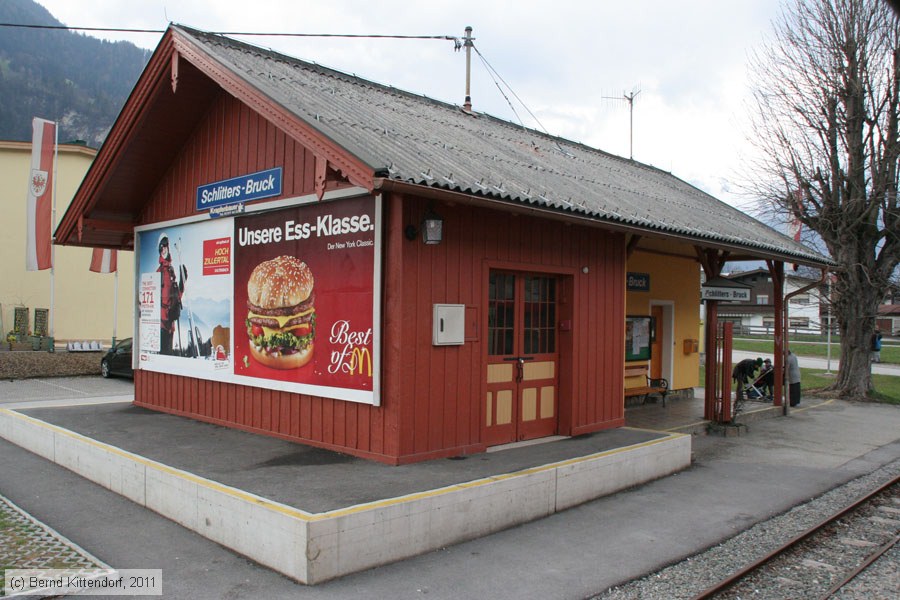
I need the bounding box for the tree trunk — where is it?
[831,273,876,397]
[834,337,873,397]
[746,1,900,398]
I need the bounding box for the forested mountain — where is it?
[0,0,150,146]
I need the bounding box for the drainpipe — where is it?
[782,268,829,415]
[768,261,785,408]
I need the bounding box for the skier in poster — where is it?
[157,233,187,355]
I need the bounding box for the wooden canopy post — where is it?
[719,321,734,423]
[697,248,729,420]
[704,298,719,420]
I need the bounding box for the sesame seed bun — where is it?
[247,255,314,309]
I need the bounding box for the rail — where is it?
[691,473,900,599]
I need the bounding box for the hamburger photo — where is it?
[245,255,316,369]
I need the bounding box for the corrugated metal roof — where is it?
[176,25,830,266]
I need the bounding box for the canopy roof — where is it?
[58,25,831,268]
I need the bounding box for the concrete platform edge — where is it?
[0,408,691,585]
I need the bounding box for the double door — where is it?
[484,271,559,445]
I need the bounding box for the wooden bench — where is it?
[624,364,669,407]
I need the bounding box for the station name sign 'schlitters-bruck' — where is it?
[196,167,283,211]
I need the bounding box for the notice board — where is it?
[625,315,652,362]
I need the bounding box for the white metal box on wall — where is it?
[432,304,465,346]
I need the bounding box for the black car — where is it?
[101,338,133,378]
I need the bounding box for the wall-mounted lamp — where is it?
[405,207,444,244]
[422,209,443,244]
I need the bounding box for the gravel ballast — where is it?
[594,458,900,599]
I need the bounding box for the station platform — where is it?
[624,390,790,434]
[0,401,690,584]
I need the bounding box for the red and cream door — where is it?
[651,304,664,380]
[484,271,559,445]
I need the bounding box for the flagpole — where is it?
[49,121,58,349]
[112,269,119,347]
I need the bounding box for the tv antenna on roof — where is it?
[602,85,641,159]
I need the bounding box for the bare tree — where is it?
[747,0,900,397]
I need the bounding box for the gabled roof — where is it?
[725,269,821,284]
[725,268,770,280]
[58,25,831,267]
[878,304,900,316]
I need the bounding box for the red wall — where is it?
[388,195,625,461]
[134,91,626,464]
[135,90,398,462]
[141,91,318,223]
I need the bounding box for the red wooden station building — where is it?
[57,26,830,464]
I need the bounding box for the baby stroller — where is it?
[745,365,774,401]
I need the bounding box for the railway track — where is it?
[692,474,900,599]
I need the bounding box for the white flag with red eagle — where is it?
[25,118,56,271]
[788,216,802,242]
[789,189,803,242]
[89,248,118,273]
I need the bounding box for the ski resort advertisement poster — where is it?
[231,195,381,406]
[136,219,233,376]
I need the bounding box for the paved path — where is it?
[0,378,898,599]
[732,349,900,376]
[0,376,132,409]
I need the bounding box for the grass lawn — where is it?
[800,369,900,405]
[733,339,899,365]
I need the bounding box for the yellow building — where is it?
[0,140,133,344]
[625,238,702,394]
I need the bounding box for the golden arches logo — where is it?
[350,346,373,377]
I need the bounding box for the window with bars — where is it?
[523,276,556,354]
[488,273,515,355]
[487,274,557,355]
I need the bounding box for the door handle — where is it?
[502,356,534,382]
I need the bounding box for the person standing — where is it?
[871,329,883,363]
[786,350,801,407]
[157,233,186,355]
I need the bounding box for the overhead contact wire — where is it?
[472,44,553,138]
[0,22,461,44]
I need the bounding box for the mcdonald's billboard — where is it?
[134,194,381,405]
[231,195,381,405]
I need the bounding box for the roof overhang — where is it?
[56,32,214,249]
[376,179,833,269]
[56,26,377,250]
[55,24,833,272]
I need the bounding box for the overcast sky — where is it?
[36,0,785,210]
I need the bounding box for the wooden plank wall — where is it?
[134,90,626,464]
[141,91,317,224]
[134,91,396,462]
[393,196,626,459]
